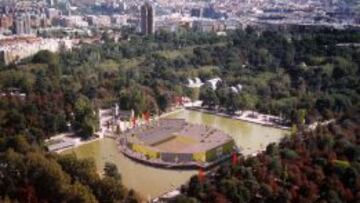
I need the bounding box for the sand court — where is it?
[153,135,198,153]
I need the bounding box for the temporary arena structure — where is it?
[118,119,236,169]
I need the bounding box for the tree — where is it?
[73,96,98,139]
[119,89,147,113]
[219,178,242,202]
[238,93,256,113]
[95,177,126,203]
[187,176,203,198]
[104,162,121,181]
[57,154,99,186]
[170,195,198,203]
[157,92,172,112]
[26,152,72,201]
[32,50,59,66]
[3,109,26,135]
[224,91,242,114]
[66,181,98,203]
[200,85,219,110]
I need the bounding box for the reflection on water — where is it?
[63,110,287,199]
[64,138,195,200]
[166,110,287,155]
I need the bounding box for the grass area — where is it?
[175,65,220,80]
[156,42,226,60]
[157,47,194,59]
[0,69,36,89]
[118,56,145,70]
[113,42,227,70]
[97,59,119,72]
[198,65,219,71]
[157,50,184,59]
[240,72,279,87]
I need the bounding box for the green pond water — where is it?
[63,110,287,200]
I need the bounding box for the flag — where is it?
[142,112,149,125]
[176,96,184,106]
[144,111,150,124]
[174,96,177,106]
[128,118,131,129]
[138,115,141,125]
[198,168,205,183]
[142,112,146,123]
[132,116,137,128]
[128,116,132,129]
[176,96,180,106]
[231,151,238,166]
[179,96,184,106]
[157,113,160,127]
[130,109,135,128]
[131,109,135,120]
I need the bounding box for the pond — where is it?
[63,110,287,200]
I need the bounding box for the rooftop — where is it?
[129,118,233,153]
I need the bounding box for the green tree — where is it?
[224,91,242,114]
[73,96,98,139]
[66,181,98,203]
[104,162,121,181]
[32,50,59,66]
[200,85,219,110]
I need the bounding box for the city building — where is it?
[111,14,128,27]
[206,77,222,90]
[86,15,111,28]
[187,77,203,88]
[65,0,72,16]
[0,36,73,65]
[46,8,61,20]
[193,19,226,32]
[0,14,13,31]
[70,0,96,7]
[14,13,31,35]
[140,2,155,35]
[45,0,55,7]
[58,16,89,28]
[190,8,202,17]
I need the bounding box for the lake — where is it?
[63,110,287,200]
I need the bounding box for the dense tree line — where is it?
[0,135,138,202]
[0,31,224,202]
[175,110,360,203]
[195,28,359,126]
[0,28,358,202]
[1,29,358,130]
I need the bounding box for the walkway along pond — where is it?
[62,110,288,200]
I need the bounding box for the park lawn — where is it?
[118,56,145,70]
[156,42,226,60]
[156,46,194,59]
[97,59,119,72]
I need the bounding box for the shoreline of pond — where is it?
[186,107,290,131]
[54,106,289,154]
[61,110,287,200]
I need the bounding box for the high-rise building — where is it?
[14,14,31,35]
[45,0,55,7]
[191,8,202,17]
[70,0,96,7]
[15,16,25,35]
[140,2,155,35]
[65,0,72,16]
[0,14,13,30]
